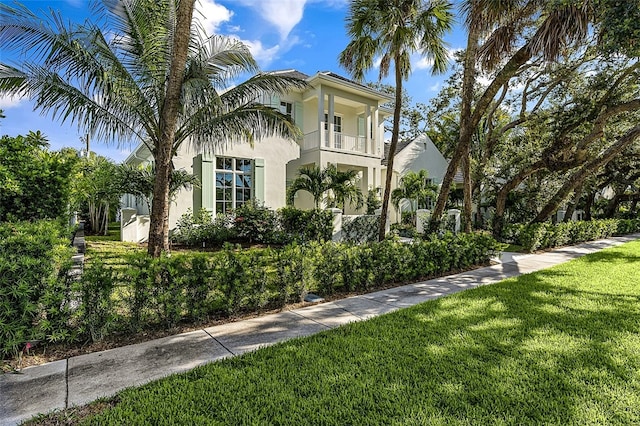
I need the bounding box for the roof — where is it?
[266,69,310,80]
[382,139,413,166]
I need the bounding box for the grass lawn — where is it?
[61,241,640,425]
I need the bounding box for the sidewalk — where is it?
[2,234,638,425]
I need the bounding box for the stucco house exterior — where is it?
[121,70,452,241]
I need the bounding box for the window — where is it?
[324,114,343,148]
[215,157,252,214]
[280,101,293,121]
[324,114,342,132]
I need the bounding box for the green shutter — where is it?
[254,158,265,204]
[194,154,214,214]
[358,116,365,137]
[270,94,280,108]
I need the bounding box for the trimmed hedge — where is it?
[171,206,333,247]
[0,221,75,357]
[0,232,499,357]
[502,218,640,252]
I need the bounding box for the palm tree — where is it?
[324,165,364,213]
[287,164,364,213]
[391,169,437,225]
[287,166,329,209]
[0,0,307,256]
[339,0,453,241]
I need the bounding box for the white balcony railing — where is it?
[303,130,378,155]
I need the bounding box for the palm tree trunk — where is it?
[532,125,640,223]
[379,56,403,241]
[148,0,195,257]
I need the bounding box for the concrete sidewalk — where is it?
[2,234,638,425]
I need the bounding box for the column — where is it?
[317,86,324,148]
[328,93,335,149]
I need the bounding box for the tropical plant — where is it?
[339,0,453,241]
[287,164,364,212]
[0,0,306,256]
[287,166,329,209]
[391,170,437,226]
[324,166,364,212]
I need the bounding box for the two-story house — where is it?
[122,69,394,232]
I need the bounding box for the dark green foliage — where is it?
[502,218,640,252]
[233,201,280,244]
[77,260,117,342]
[278,207,333,242]
[0,135,77,222]
[172,206,333,247]
[2,233,500,357]
[0,221,75,357]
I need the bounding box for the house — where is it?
[382,133,458,223]
[121,70,453,241]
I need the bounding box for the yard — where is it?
[37,240,640,425]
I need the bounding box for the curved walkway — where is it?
[2,234,639,425]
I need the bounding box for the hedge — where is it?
[1,232,500,358]
[0,220,75,357]
[502,218,640,252]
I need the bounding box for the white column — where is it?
[328,93,335,149]
[330,208,343,242]
[365,104,371,154]
[372,105,379,155]
[317,86,324,148]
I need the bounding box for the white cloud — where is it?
[242,39,283,68]
[0,95,24,109]
[429,82,441,92]
[196,0,233,36]
[234,0,306,39]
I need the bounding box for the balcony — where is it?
[303,130,380,156]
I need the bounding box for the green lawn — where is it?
[69,241,640,424]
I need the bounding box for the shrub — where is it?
[502,218,636,252]
[234,201,281,244]
[279,207,333,242]
[77,260,117,342]
[0,220,75,357]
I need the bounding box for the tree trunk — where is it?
[431,35,532,230]
[492,160,545,237]
[430,28,479,231]
[379,56,403,241]
[532,125,640,223]
[563,186,582,222]
[148,0,195,257]
[603,191,621,218]
[584,191,595,220]
[462,150,472,232]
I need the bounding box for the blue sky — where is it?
[0,0,468,162]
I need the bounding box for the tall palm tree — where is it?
[339,0,453,241]
[0,0,307,256]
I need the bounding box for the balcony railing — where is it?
[303,130,379,155]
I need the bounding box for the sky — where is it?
[0,0,468,162]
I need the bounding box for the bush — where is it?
[2,230,501,356]
[502,218,638,252]
[0,220,75,357]
[279,207,333,242]
[171,206,334,247]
